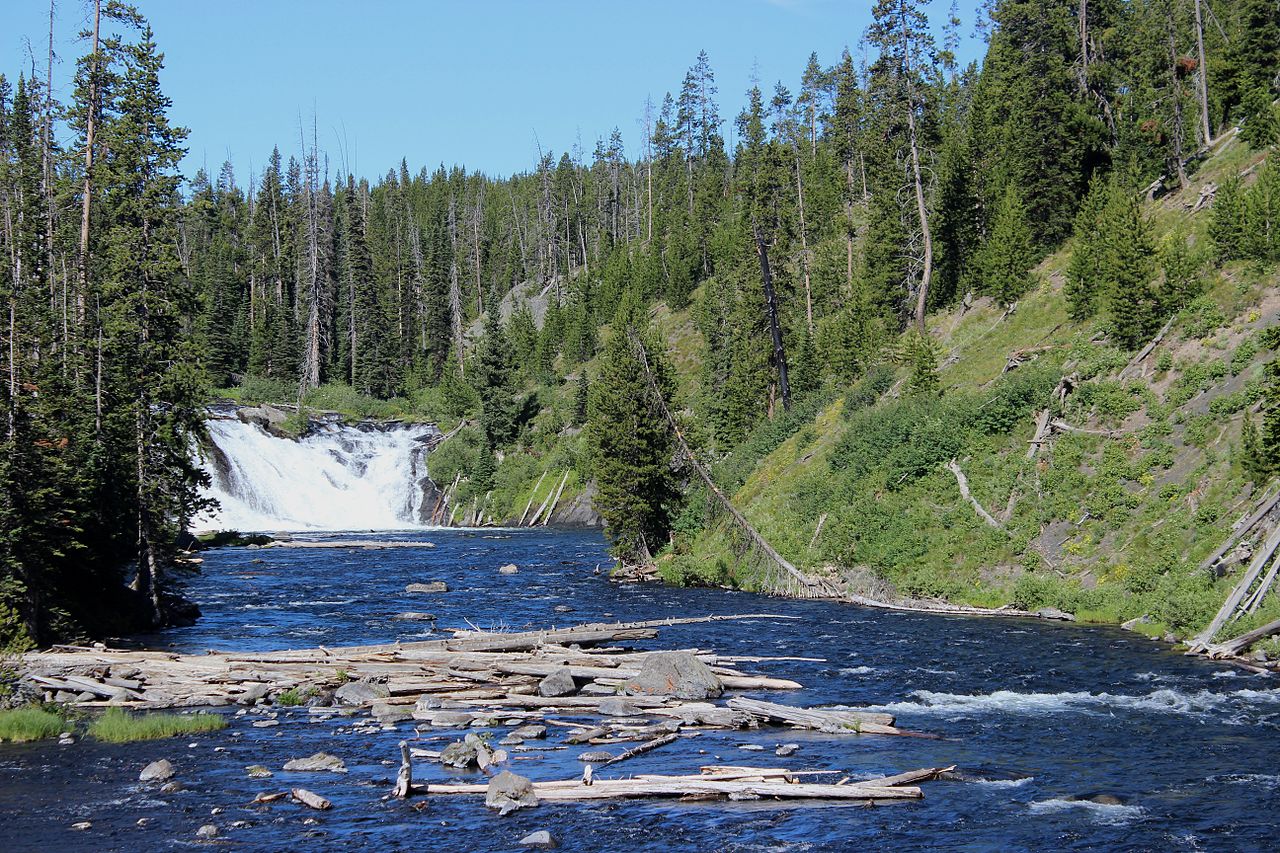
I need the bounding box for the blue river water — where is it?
[2,528,1278,851]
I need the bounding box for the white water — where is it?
[865,685,1280,721]
[194,417,439,532]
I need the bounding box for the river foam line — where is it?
[862,686,1280,719]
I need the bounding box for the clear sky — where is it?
[6,0,985,184]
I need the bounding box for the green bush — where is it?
[236,376,295,404]
[1178,295,1227,339]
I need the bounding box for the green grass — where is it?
[88,708,226,743]
[0,707,66,742]
[275,688,304,706]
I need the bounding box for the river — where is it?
[3,528,1278,851]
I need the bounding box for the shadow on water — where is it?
[3,528,1278,851]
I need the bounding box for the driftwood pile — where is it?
[19,614,908,735]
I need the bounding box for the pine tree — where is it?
[472,314,519,449]
[1210,176,1246,262]
[975,184,1036,307]
[1064,176,1113,320]
[586,292,678,562]
[1105,191,1158,349]
[1158,227,1203,312]
[1243,157,1280,263]
[1240,87,1280,148]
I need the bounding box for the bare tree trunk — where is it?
[899,3,934,334]
[447,194,465,372]
[44,0,56,316]
[793,149,814,336]
[472,184,484,315]
[300,126,322,391]
[78,0,101,325]
[1078,0,1089,94]
[754,230,790,412]
[1194,0,1213,146]
[1168,5,1188,189]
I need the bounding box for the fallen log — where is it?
[420,777,924,803]
[600,733,679,767]
[726,697,898,732]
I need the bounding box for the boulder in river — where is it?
[1035,606,1076,621]
[624,651,724,700]
[334,680,390,706]
[485,770,539,815]
[499,563,519,575]
[245,764,272,779]
[520,830,557,848]
[537,666,577,698]
[139,759,175,783]
[577,750,613,763]
[282,752,347,773]
[237,682,270,704]
[405,581,448,594]
[196,824,218,839]
[236,404,291,437]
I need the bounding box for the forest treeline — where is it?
[2,0,1279,643]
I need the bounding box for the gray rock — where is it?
[251,719,279,728]
[1035,606,1076,621]
[426,710,474,727]
[392,611,435,621]
[738,743,765,751]
[441,733,493,769]
[553,605,574,613]
[371,702,413,723]
[71,821,92,831]
[245,764,272,779]
[196,824,218,839]
[624,651,724,700]
[1121,615,1153,631]
[595,697,638,716]
[236,404,291,437]
[414,695,442,712]
[775,743,800,757]
[537,667,577,698]
[238,682,271,704]
[520,830,557,848]
[579,682,616,696]
[139,759,175,783]
[485,770,539,815]
[512,724,546,740]
[159,781,184,794]
[282,752,347,773]
[334,681,390,706]
[499,563,519,575]
[405,581,448,594]
[577,750,614,763]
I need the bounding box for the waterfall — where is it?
[194,416,442,532]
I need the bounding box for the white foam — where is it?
[971,776,1034,788]
[839,666,875,676]
[869,686,1280,718]
[1029,798,1145,825]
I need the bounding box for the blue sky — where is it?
[7,0,984,183]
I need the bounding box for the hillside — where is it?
[653,131,1279,649]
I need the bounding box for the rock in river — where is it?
[139,759,175,783]
[405,581,448,594]
[520,830,557,848]
[624,651,724,700]
[485,770,539,816]
[283,752,347,773]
